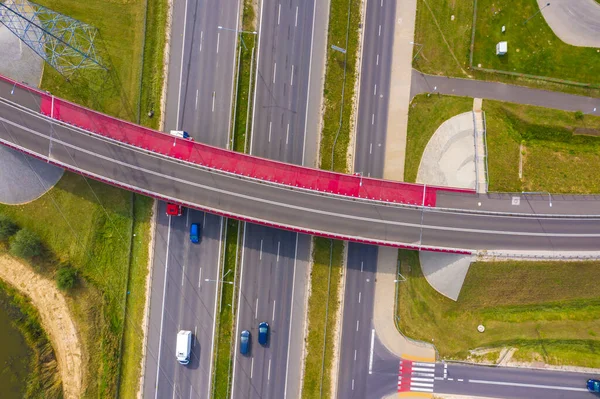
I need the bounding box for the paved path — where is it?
[538,0,600,48]
[411,70,600,113]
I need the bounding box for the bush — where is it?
[10,229,43,259]
[575,111,584,120]
[0,214,19,240]
[56,265,78,291]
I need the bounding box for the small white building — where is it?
[496,41,508,55]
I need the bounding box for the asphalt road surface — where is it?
[337,0,397,396]
[3,93,600,251]
[143,0,239,397]
[231,0,319,397]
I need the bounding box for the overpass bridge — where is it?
[1,74,599,254]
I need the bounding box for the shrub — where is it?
[0,215,19,240]
[575,110,584,120]
[10,229,42,259]
[56,265,78,291]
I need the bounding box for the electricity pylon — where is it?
[0,0,107,77]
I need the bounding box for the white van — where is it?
[176,330,192,365]
[170,130,190,139]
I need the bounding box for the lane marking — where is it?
[378,24,381,36]
[199,31,203,52]
[371,113,375,125]
[290,65,294,86]
[369,143,373,154]
[175,0,190,130]
[468,379,588,392]
[352,379,355,390]
[255,297,259,318]
[411,382,434,388]
[283,234,300,399]
[373,84,377,96]
[457,379,463,382]
[276,241,280,262]
[230,223,248,395]
[414,362,435,367]
[356,320,359,331]
[376,54,379,65]
[198,267,202,287]
[278,3,281,25]
[360,261,363,272]
[250,358,254,379]
[381,0,383,6]
[268,358,272,381]
[411,387,434,393]
[216,32,220,54]
[260,239,263,260]
[212,91,215,113]
[368,328,375,374]
[272,300,276,321]
[195,89,198,110]
[273,62,277,83]
[207,216,224,397]
[354,349,357,361]
[358,291,361,303]
[286,123,290,145]
[181,263,185,286]
[268,121,272,142]
[154,214,172,399]
[295,6,298,26]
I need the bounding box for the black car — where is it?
[258,322,269,346]
[240,330,251,355]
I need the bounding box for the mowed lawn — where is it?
[398,251,600,367]
[484,100,600,193]
[473,0,600,86]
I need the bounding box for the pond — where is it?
[0,290,32,399]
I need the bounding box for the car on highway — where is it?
[166,203,182,216]
[176,330,192,365]
[190,223,201,243]
[588,378,600,393]
[258,322,269,346]
[240,330,251,355]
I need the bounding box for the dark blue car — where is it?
[258,322,269,346]
[588,379,600,393]
[240,330,251,355]
[190,223,200,243]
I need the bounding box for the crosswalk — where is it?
[398,359,436,394]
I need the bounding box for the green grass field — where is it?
[397,250,600,367]
[404,94,474,182]
[302,238,344,399]
[484,100,600,193]
[0,173,152,397]
[412,0,600,97]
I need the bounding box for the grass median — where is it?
[212,219,239,398]
[397,250,600,367]
[302,238,344,399]
[413,0,600,97]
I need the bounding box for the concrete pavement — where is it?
[538,0,600,48]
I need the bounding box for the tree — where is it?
[10,229,42,259]
[56,265,77,291]
[0,215,19,240]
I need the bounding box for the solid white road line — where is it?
[468,379,588,392]
[154,215,172,399]
[175,0,190,129]
[230,223,248,395]
[207,216,224,398]
[301,0,317,167]
[368,328,375,374]
[283,234,299,399]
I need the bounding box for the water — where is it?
[0,292,33,399]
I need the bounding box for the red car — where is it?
[166,203,182,216]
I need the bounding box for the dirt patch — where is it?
[574,127,600,136]
[0,254,82,399]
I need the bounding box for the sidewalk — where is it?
[382,0,417,181]
[373,246,436,362]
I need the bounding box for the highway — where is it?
[337,0,397,396]
[231,0,321,397]
[142,0,239,397]
[2,91,600,251]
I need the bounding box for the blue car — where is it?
[258,322,269,346]
[190,223,200,243]
[240,330,251,355]
[588,379,600,393]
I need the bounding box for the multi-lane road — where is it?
[143,0,239,397]
[231,0,324,397]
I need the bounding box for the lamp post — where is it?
[410,41,424,61]
[524,2,550,25]
[217,26,257,35]
[355,172,363,187]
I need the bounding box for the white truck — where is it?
[176,330,192,365]
[170,130,190,139]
